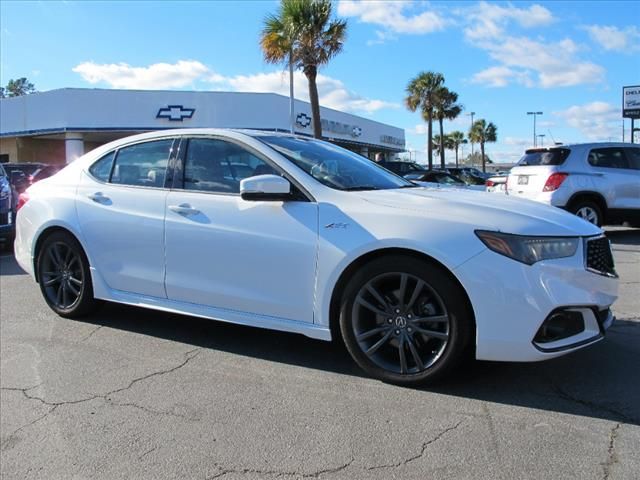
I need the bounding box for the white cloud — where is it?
[469,35,605,88]
[463,1,554,41]
[554,102,621,141]
[503,137,531,147]
[583,25,640,52]
[72,60,398,115]
[72,60,210,89]
[408,124,428,135]
[210,70,399,114]
[338,0,447,38]
[471,66,533,87]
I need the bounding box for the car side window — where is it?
[89,151,115,182]
[183,138,277,194]
[624,148,640,170]
[110,139,173,187]
[588,148,630,169]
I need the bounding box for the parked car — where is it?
[15,129,618,385]
[507,143,640,226]
[3,163,46,193]
[446,167,489,186]
[406,170,485,191]
[0,163,14,243]
[377,160,426,176]
[486,175,507,194]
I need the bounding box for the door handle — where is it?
[168,203,200,216]
[88,192,110,203]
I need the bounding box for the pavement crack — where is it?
[206,457,354,479]
[603,423,621,480]
[367,420,464,471]
[0,405,58,449]
[550,384,637,424]
[80,324,104,342]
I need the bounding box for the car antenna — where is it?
[547,129,557,145]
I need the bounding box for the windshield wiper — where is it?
[342,185,381,191]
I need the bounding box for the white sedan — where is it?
[14,129,618,385]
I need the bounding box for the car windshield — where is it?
[517,148,570,166]
[258,135,415,191]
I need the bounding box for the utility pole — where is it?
[289,50,295,134]
[527,111,543,147]
[467,111,475,156]
[538,134,545,147]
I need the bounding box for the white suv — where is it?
[507,143,640,226]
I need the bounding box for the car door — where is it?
[164,136,319,323]
[76,138,177,297]
[587,147,640,210]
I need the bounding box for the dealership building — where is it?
[0,88,405,165]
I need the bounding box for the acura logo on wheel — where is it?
[395,316,407,328]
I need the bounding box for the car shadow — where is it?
[606,227,640,246]
[73,301,639,426]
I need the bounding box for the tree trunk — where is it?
[481,142,486,173]
[427,113,433,170]
[438,116,445,169]
[304,65,322,139]
[455,145,459,168]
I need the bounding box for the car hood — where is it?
[356,187,602,237]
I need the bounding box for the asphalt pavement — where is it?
[1,228,639,479]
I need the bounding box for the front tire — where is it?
[339,255,473,386]
[36,231,101,318]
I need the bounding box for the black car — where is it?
[445,167,489,186]
[3,162,46,193]
[377,161,426,176]
[405,170,467,186]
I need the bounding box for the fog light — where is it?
[534,310,585,344]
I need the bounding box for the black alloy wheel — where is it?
[37,231,101,317]
[340,256,473,386]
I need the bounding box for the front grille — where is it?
[585,236,616,277]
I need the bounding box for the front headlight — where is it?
[475,230,579,265]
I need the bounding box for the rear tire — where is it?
[36,231,101,318]
[339,255,473,386]
[570,201,603,227]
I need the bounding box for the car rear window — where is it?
[516,148,570,166]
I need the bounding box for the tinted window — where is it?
[259,136,414,191]
[624,148,640,170]
[588,148,629,169]
[89,152,115,181]
[111,140,173,187]
[183,138,275,194]
[517,149,570,166]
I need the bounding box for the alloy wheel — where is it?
[351,272,450,375]
[40,241,84,310]
[576,206,599,225]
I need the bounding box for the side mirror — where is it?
[240,174,291,201]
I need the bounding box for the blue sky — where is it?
[1,0,639,164]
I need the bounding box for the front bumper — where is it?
[454,240,618,362]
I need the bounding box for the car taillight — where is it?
[543,173,568,192]
[486,180,495,187]
[16,192,30,212]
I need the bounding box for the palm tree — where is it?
[261,0,347,139]
[468,119,498,173]
[447,131,467,168]
[405,71,444,169]
[434,88,463,169]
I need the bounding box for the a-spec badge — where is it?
[325,222,349,229]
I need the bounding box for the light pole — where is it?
[527,111,543,147]
[467,111,475,157]
[537,134,545,147]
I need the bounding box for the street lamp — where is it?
[467,111,476,156]
[527,111,543,147]
[537,134,545,147]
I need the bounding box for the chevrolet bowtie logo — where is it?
[157,105,195,122]
[296,113,312,128]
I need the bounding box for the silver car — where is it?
[506,143,640,226]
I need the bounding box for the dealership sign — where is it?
[623,86,640,119]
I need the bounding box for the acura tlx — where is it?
[14,129,618,385]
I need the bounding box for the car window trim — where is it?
[172,135,315,202]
